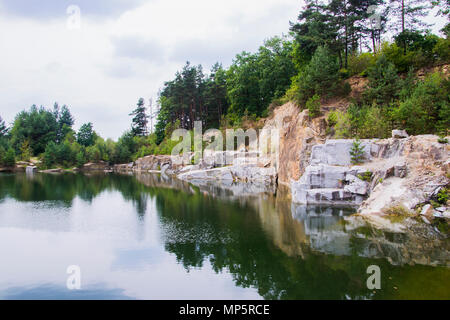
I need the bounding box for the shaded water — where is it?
[0,173,448,300]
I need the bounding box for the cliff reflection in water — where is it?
[0,172,449,300]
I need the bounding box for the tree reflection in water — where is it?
[0,172,449,300]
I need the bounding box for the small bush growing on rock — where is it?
[306,94,321,118]
[358,171,373,182]
[350,139,365,165]
[437,188,449,204]
[327,111,338,127]
[438,136,448,144]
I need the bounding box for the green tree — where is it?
[350,139,366,164]
[43,142,58,168]
[19,139,32,161]
[3,147,16,167]
[53,104,75,142]
[76,150,86,167]
[296,46,340,103]
[0,116,7,137]
[394,72,450,135]
[364,55,400,105]
[77,123,95,147]
[130,98,149,137]
[10,105,58,155]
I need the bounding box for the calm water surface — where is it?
[0,172,448,300]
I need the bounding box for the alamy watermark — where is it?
[66,5,82,30]
[366,265,381,290]
[66,265,81,290]
[169,121,280,171]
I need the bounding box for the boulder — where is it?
[394,161,407,178]
[392,130,409,139]
[344,180,369,195]
[420,204,434,219]
[82,161,111,171]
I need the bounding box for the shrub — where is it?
[19,140,32,161]
[327,111,338,127]
[358,171,373,182]
[433,37,450,62]
[306,94,321,118]
[438,136,449,144]
[348,52,378,76]
[334,110,352,138]
[358,105,390,139]
[437,188,449,204]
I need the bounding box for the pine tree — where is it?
[350,138,366,165]
[130,98,149,137]
[0,116,7,137]
[389,0,431,35]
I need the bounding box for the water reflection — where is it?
[0,173,448,300]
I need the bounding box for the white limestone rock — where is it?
[310,140,373,166]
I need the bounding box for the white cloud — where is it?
[0,0,301,139]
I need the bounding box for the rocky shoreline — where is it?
[2,103,448,240]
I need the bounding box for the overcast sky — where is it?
[0,0,302,139]
[0,1,446,139]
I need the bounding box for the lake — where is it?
[0,172,448,300]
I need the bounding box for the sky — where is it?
[0,0,302,139]
[0,0,447,140]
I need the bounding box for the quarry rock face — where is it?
[291,135,449,210]
[261,102,327,185]
[310,140,373,166]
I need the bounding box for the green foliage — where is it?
[364,55,400,105]
[357,105,390,139]
[0,116,7,137]
[19,140,32,161]
[433,37,450,63]
[3,147,16,167]
[437,188,449,204]
[334,110,352,138]
[77,123,95,147]
[130,98,149,137]
[227,37,296,118]
[350,139,365,165]
[10,105,58,155]
[327,111,338,127]
[53,103,75,143]
[358,172,373,182]
[348,53,378,76]
[438,136,449,144]
[306,94,321,118]
[76,150,86,168]
[394,72,450,135]
[294,46,341,104]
